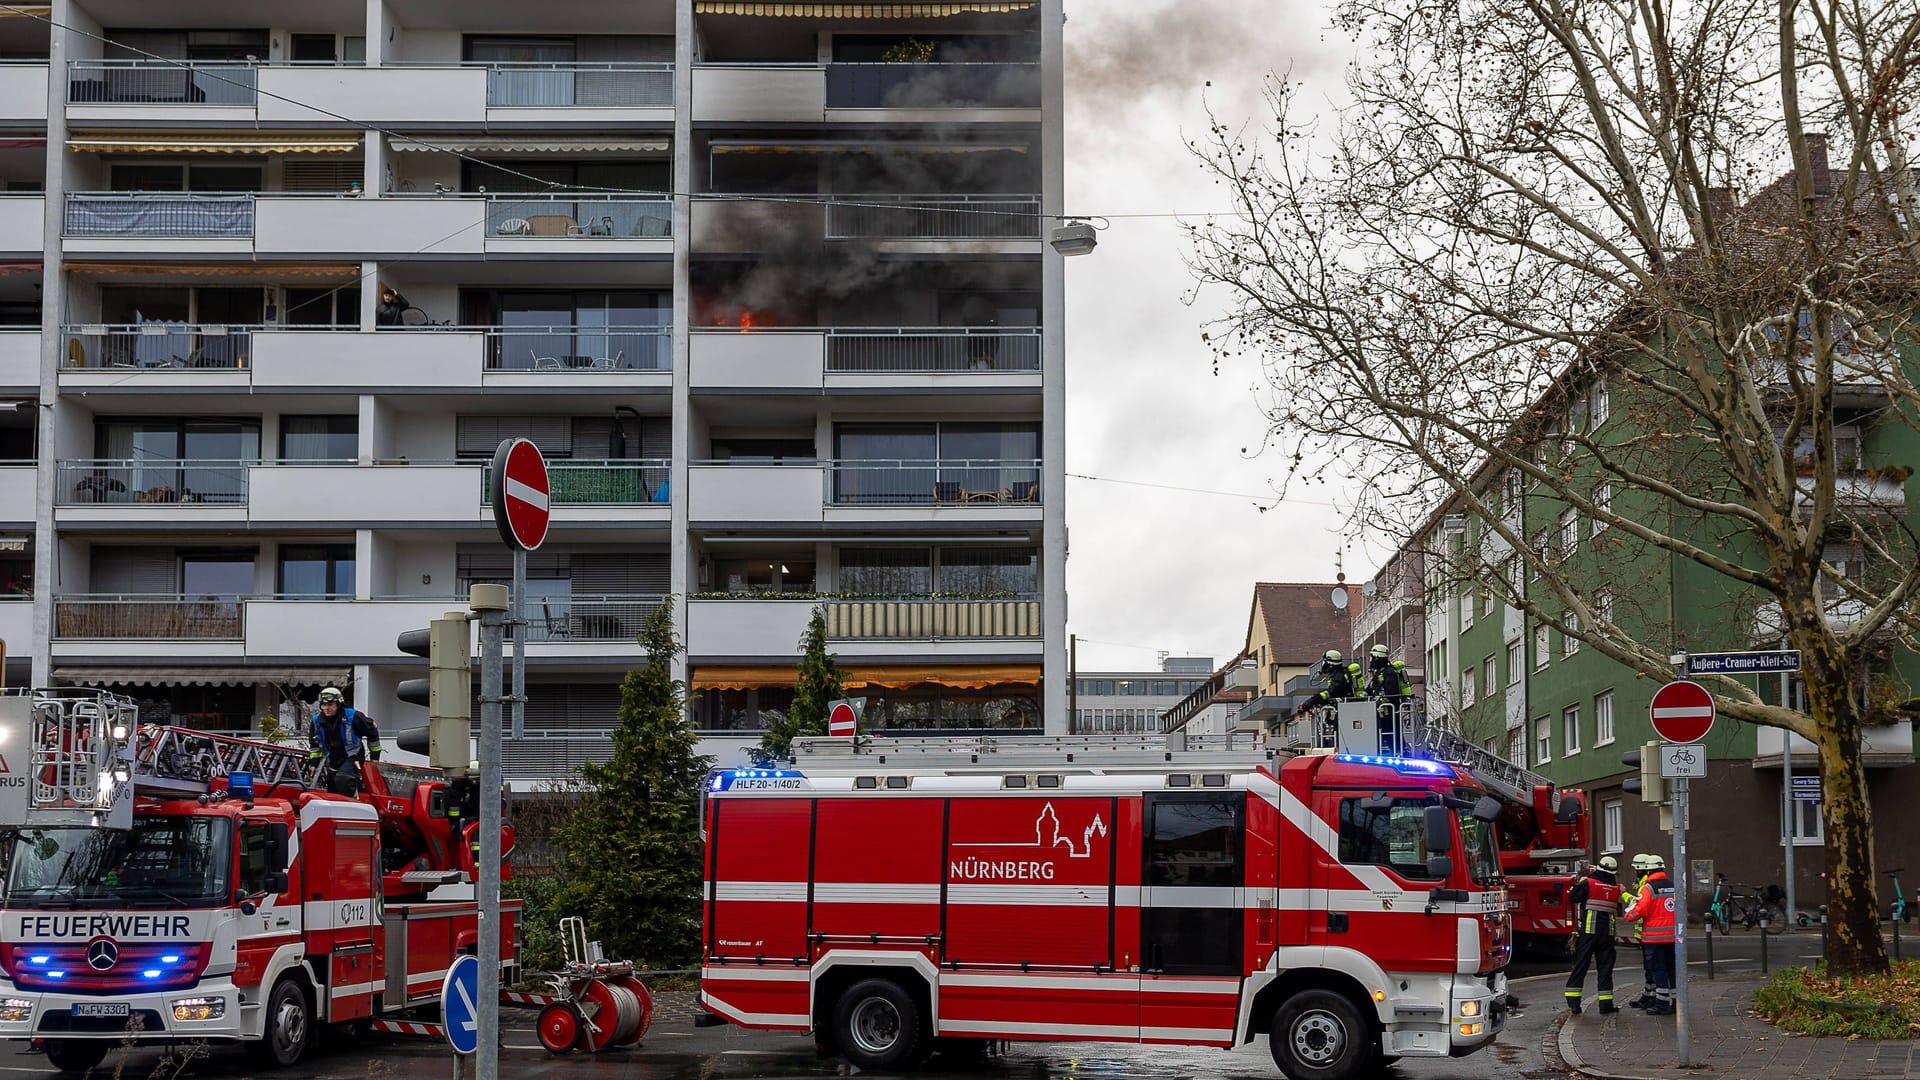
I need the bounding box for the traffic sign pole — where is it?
[471,587,506,1080]
[1673,776,1691,1066]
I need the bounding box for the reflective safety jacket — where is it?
[1624,870,1676,943]
[1569,871,1622,937]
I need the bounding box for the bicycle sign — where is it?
[1661,742,1707,779]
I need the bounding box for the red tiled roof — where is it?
[1246,582,1359,664]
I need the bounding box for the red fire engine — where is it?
[0,689,519,1075]
[700,734,1513,1080]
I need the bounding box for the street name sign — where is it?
[1684,651,1801,676]
[1649,680,1716,744]
[1792,776,1822,802]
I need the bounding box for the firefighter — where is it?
[1293,650,1363,716]
[1622,853,1656,1008]
[309,687,384,798]
[1564,856,1622,1014]
[1623,854,1677,1015]
[1366,644,1414,752]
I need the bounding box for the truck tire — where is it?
[44,1039,108,1075]
[831,977,926,1071]
[250,977,313,1068]
[1269,989,1372,1080]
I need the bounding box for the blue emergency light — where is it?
[1335,754,1456,778]
[228,772,255,802]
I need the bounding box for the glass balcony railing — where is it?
[826,458,1041,506]
[68,59,259,105]
[824,62,1039,109]
[483,62,673,107]
[473,325,671,371]
[486,194,671,239]
[517,593,667,641]
[59,323,319,370]
[57,459,251,505]
[480,459,671,505]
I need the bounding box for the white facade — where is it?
[3,0,1067,784]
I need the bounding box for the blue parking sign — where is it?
[442,954,481,1054]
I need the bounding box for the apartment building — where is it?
[0,0,1067,781]
[1068,656,1214,734]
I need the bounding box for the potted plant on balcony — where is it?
[880,37,937,63]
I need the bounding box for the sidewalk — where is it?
[1556,974,1920,1079]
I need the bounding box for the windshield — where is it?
[3,818,233,908]
[1457,810,1502,887]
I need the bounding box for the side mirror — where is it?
[1423,804,1453,854]
[1473,796,1504,823]
[1426,855,1453,879]
[266,822,290,872]
[265,871,288,895]
[428,787,450,819]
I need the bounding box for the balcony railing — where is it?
[57,459,250,506]
[65,193,254,238]
[825,327,1041,373]
[824,194,1041,240]
[68,59,259,105]
[826,458,1041,506]
[483,62,673,107]
[54,595,244,640]
[487,194,671,239]
[824,597,1041,640]
[518,594,667,642]
[60,323,333,370]
[824,62,1040,109]
[503,732,613,781]
[480,459,671,505]
[470,325,671,371]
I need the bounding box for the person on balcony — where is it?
[308,687,384,797]
[375,285,411,327]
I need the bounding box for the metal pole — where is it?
[512,548,526,740]
[474,593,505,1080]
[1067,633,1077,733]
[1672,777,1691,1066]
[1781,636,1795,934]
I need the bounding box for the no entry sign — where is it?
[827,698,863,737]
[491,438,550,551]
[1649,680,1716,744]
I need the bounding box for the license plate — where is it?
[72,1003,130,1018]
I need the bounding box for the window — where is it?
[1595,690,1616,746]
[280,415,357,462]
[181,550,256,598]
[712,557,815,594]
[1508,729,1526,763]
[1592,481,1611,533]
[1337,797,1442,880]
[1502,470,1522,517]
[1460,589,1474,631]
[278,545,355,598]
[1595,586,1614,625]
[1601,798,1623,854]
[1479,584,1494,617]
[464,289,671,371]
[1591,377,1610,428]
[1482,656,1497,700]
[1562,704,1581,755]
[1535,716,1551,763]
[1559,508,1579,558]
[1528,531,1545,581]
[839,546,1037,597]
[1789,796,1824,846]
[1533,622,1551,669]
[1563,612,1580,656]
[1461,664,1477,709]
[1506,639,1523,686]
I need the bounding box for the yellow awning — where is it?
[67,134,361,155]
[64,262,360,282]
[690,664,1040,691]
[54,666,351,688]
[696,2,1033,15]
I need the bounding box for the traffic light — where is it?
[1620,741,1667,805]
[397,614,473,773]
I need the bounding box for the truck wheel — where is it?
[1270,990,1372,1080]
[250,977,313,1068]
[44,1039,108,1075]
[537,1002,583,1055]
[831,978,925,1071]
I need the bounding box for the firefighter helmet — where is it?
[1597,855,1618,872]
[1631,853,1656,872]
[1322,649,1342,663]
[1644,855,1666,871]
[1371,644,1389,658]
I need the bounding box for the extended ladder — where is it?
[790,731,1280,772]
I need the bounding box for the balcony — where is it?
[67,60,672,124]
[692,194,1040,253]
[0,330,38,388]
[60,193,672,257]
[1793,471,1908,515]
[243,595,664,657]
[481,459,671,507]
[504,733,612,784]
[61,323,269,374]
[691,63,1038,122]
[0,195,45,253]
[54,595,244,641]
[823,597,1040,640]
[56,460,250,509]
[0,62,49,123]
[690,327,1040,390]
[828,459,1041,506]
[686,596,1042,660]
[688,462,825,524]
[0,599,28,657]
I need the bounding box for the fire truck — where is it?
[1295,701,1591,955]
[0,689,519,1075]
[699,732,1514,1080]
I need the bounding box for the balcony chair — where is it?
[933,481,964,503]
[589,350,624,371]
[540,600,572,641]
[494,218,533,236]
[1008,480,1039,502]
[636,215,670,238]
[525,215,576,237]
[532,349,567,371]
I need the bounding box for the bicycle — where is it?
[1730,882,1786,929]
[1706,873,1733,933]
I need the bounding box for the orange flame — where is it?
[739,310,755,332]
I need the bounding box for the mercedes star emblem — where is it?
[85,938,118,971]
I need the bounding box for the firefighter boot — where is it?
[1564,991,1582,1015]
[1598,995,1618,1015]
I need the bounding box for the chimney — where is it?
[1704,186,1736,220]
[1802,132,1831,197]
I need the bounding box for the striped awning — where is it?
[690,663,1039,691]
[391,136,669,154]
[66,133,361,155]
[696,2,1034,14]
[54,666,352,688]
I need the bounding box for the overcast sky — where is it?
[1059,2,1360,672]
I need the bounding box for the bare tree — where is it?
[1189,0,1920,975]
